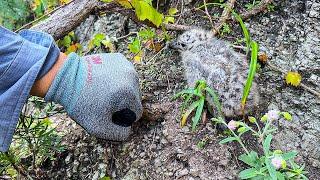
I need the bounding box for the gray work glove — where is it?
[45,53,142,141]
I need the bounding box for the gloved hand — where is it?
[44,52,142,141]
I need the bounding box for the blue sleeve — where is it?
[0,26,60,152]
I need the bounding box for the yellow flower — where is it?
[285,71,302,87]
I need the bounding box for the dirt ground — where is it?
[36,0,320,179]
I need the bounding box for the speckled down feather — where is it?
[171,29,259,117]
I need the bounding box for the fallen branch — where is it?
[31,0,118,40]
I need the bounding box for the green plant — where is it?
[102,0,178,28]
[267,3,275,12]
[57,31,83,54]
[128,27,170,62]
[88,33,115,53]
[221,23,232,36]
[173,80,221,131]
[0,0,30,30]
[164,8,178,24]
[0,97,65,178]
[212,110,308,180]
[31,0,61,18]
[197,136,209,149]
[245,0,261,10]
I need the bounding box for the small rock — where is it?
[176,168,189,177]
[72,160,80,173]
[92,171,100,180]
[65,154,72,164]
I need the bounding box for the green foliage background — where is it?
[0,0,30,30]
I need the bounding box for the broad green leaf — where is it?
[239,168,258,179]
[276,172,285,180]
[93,33,106,46]
[164,16,175,24]
[239,151,258,167]
[191,98,205,131]
[132,0,163,27]
[128,37,141,53]
[181,93,194,110]
[61,35,72,47]
[6,167,18,178]
[265,158,277,180]
[42,118,52,126]
[263,134,272,155]
[282,151,298,160]
[168,8,178,15]
[138,28,155,40]
[241,41,258,106]
[219,137,238,144]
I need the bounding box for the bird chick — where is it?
[170,29,259,118]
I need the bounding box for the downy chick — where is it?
[170,29,259,118]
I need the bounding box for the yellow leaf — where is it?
[67,44,78,53]
[134,55,141,62]
[31,0,41,10]
[60,0,71,4]
[133,51,143,62]
[168,8,178,15]
[285,71,302,87]
[116,0,133,8]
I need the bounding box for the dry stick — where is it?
[31,0,115,40]
[212,0,236,35]
[267,62,320,98]
[203,0,214,29]
[239,0,273,20]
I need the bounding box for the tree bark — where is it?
[31,0,102,39]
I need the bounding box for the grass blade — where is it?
[205,87,223,117]
[181,100,200,127]
[172,88,199,100]
[241,41,258,107]
[231,11,251,54]
[191,98,205,131]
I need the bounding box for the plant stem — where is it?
[241,122,259,135]
[221,121,250,155]
[254,121,262,135]
[261,119,273,141]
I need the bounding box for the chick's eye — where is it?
[181,44,186,47]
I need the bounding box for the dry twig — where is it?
[267,62,320,98]
[213,0,236,35]
[203,0,215,29]
[234,0,273,21]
